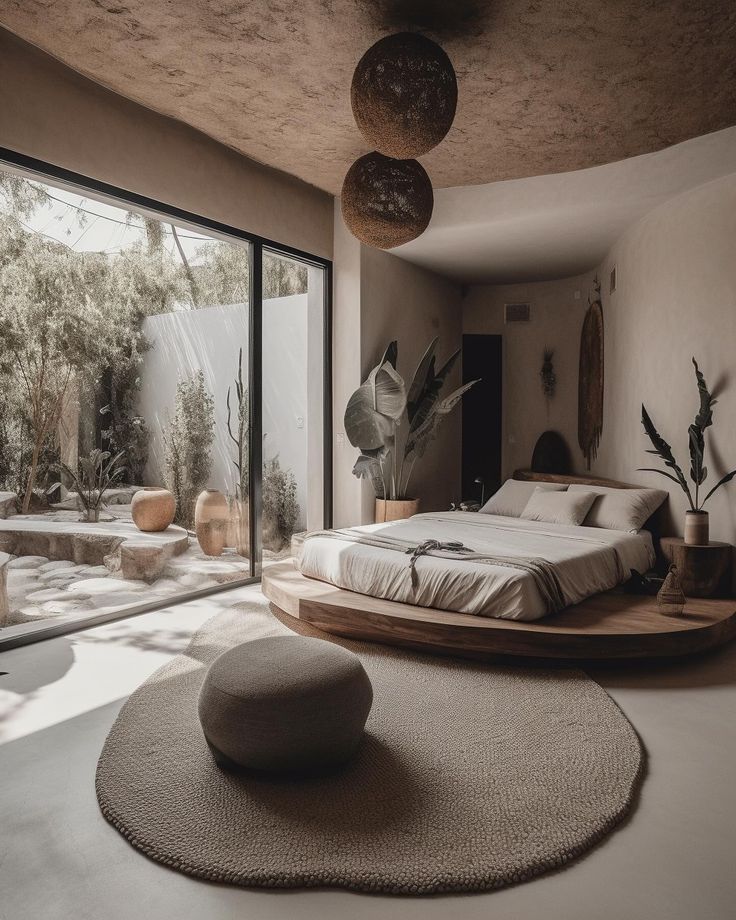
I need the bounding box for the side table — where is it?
[660,537,733,598]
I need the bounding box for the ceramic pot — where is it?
[195,489,229,556]
[375,498,420,523]
[131,487,176,532]
[684,510,709,546]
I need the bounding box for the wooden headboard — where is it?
[512,469,641,490]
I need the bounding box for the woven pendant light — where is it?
[341,152,433,249]
[351,32,457,159]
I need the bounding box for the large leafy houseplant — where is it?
[345,338,478,502]
[640,358,736,540]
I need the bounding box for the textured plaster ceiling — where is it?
[0,1,735,195]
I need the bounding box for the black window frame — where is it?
[0,148,332,650]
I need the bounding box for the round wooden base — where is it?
[262,562,736,663]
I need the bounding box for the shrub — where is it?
[164,371,214,528]
[262,456,299,550]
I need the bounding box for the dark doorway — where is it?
[461,334,502,504]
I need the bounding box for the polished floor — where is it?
[1,585,734,920]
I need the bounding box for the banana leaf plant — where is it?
[639,358,736,510]
[345,338,479,500]
[50,449,127,523]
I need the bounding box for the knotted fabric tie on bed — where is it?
[303,529,567,615]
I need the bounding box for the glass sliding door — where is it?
[259,249,327,571]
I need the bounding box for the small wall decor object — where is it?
[578,278,604,470]
[195,489,229,557]
[341,152,433,249]
[540,347,556,400]
[657,564,686,616]
[639,357,736,537]
[131,487,176,533]
[351,32,457,159]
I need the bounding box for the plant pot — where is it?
[131,487,176,533]
[684,510,709,546]
[195,489,229,557]
[375,498,420,523]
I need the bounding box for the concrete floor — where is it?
[1,586,735,920]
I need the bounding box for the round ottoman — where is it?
[198,636,373,773]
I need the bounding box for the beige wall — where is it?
[360,246,463,520]
[331,210,464,526]
[463,272,595,478]
[0,29,333,258]
[594,173,736,542]
[465,172,736,543]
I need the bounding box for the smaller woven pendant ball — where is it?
[341,152,434,249]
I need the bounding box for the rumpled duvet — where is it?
[299,511,655,621]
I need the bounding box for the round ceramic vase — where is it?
[195,489,229,557]
[131,487,176,533]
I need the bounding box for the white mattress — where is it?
[299,511,655,622]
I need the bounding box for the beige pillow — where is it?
[568,484,668,532]
[520,487,598,526]
[479,479,567,517]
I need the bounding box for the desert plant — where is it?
[52,449,126,523]
[345,338,478,500]
[164,371,215,528]
[226,348,249,501]
[263,455,299,549]
[640,357,736,511]
[540,347,556,399]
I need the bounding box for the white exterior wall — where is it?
[137,296,309,531]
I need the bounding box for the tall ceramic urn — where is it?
[195,489,229,557]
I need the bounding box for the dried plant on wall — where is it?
[540,347,556,401]
[578,279,604,470]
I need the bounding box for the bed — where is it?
[263,472,736,661]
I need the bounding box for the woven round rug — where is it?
[96,599,644,895]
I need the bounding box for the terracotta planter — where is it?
[195,489,229,556]
[684,510,709,546]
[131,487,176,533]
[375,498,420,523]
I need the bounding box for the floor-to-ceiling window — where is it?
[0,156,330,647]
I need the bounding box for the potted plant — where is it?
[345,338,478,522]
[640,358,736,545]
[53,449,127,523]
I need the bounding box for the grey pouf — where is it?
[198,636,373,773]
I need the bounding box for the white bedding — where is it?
[299,511,655,622]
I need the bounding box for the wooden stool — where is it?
[660,538,733,598]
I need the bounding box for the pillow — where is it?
[479,479,567,517]
[568,483,668,532]
[520,487,598,526]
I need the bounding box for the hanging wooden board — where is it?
[578,300,604,469]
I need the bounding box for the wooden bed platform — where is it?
[262,561,736,662]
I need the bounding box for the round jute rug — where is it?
[96,599,644,895]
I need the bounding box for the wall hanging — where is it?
[342,31,457,248]
[341,152,433,249]
[577,279,604,470]
[540,347,556,401]
[351,32,458,159]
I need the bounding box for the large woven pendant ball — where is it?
[351,32,457,159]
[341,152,434,249]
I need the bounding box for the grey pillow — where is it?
[520,488,598,526]
[479,479,567,517]
[568,484,668,532]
